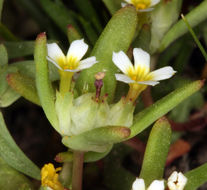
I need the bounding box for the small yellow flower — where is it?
[122,0,160,11]
[41,163,64,190]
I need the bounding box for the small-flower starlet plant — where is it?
[113,48,176,102]
[47,39,97,95]
[122,0,160,12]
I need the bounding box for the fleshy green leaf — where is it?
[0,0,4,20]
[76,5,138,102]
[185,163,207,190]
[34,33,59,132]
[102,0,122,15]
[0,112,40,179]
[139,117,171,186]
[7,73,40,105]
[39,0,81,35]
[0,86,20,107]
[0,44,8,66]
[129,80,204,138]
[0,157,35,190]
[159,0,207,52]
[12,60,59,81]
[56,145,113,163]
[62,126,130,152]
[4,41,34,58]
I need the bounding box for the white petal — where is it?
[64,56,97,72]
[47,56,63,70]
[177,172,187,189]
[147,180,164,190]
[138,7,154,12]
[67,39,88,61]
[121,2,127,7]
[112,51,133,74]
[138,80,159,86]
[151,0,160,6]
[132,178,145,190]
[78,57,98,70]
[47,43,65,62]
[133,48,150,72]
[167,171,187,190]
[124,0,132,3]
[150,66,176,81]
[115,74,135,83]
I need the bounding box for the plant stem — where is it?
[59,71,73,95]
[72,151,84,190]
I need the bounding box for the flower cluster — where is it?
[46,40,176,137]
[132,171,187,190]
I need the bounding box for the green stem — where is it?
[59,71,73,95]
[181,14,207,61]
[59,162,73,188]
[72,151,84,190]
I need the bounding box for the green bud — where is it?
[108,97,135,127]
[55,91,73,136]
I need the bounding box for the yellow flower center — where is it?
[41,163,64,190]
[131,0,151,10]
[58,56,79,70]
[127,65,152,82]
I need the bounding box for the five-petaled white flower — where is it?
[113,48,176,86]
[122,0,160,12]
[132,178,164,190]
[167,171,187,190]
[47,39,97,72]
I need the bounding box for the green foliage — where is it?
[0,157,35,190]
[130,80,204,138]
[102,0,122,15]
[185,163,207,190]
[7,73,40,105]
[34,33,59,133]
[76,5,138,102]
[159,0,207,52]
[0,112,40,179]
[139,118,171,186]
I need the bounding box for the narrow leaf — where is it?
[159,0,207,52]
[185,163,207,190]
[129,80,204,138]
[34,33,59,132]
[0,112,40,179]
[139,117,171,186]
[4,41,34,59]
[7,73,40,105]
[62,126,130,152]
[102,0,122,15]
[0,44,8,66]
[76,5,138,102]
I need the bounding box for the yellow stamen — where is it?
[125,65,153,102]
[57,56,79,71]
[131,0,151,10]
[41,163,64,190]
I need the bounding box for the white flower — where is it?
[113,48,176,86]
[47,39,97,72]
[132,178,164,190]
[167,171,187,190]
[122,0,160,12]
